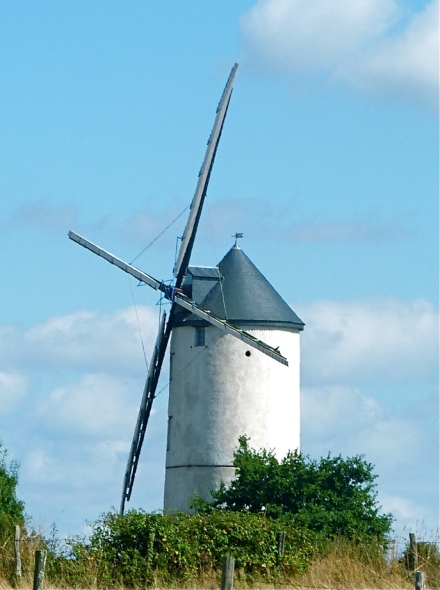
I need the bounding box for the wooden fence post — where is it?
[33,550,47,590]
[277,531,286,563]
[14,525,22,583]
[276,530,287,581]
[415,571,425,590]
[220,556,235,590]
[409,533,418,571]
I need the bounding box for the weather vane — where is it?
[232,232,244,247]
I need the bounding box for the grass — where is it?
[0,524,438,589]
[292,538,414,589]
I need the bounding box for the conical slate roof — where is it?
[175,245,304,331]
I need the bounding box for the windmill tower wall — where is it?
[163,244,304,512]
[164,325,300,512]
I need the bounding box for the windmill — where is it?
[68,63,304,514]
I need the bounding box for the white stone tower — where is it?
[163,242,304,512]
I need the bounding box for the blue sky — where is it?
[0,0,438,542]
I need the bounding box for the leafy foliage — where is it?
[0,442,30,585]
[0,442,25,524]
[202,436,393,543]
[51,510,315,587]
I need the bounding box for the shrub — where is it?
[0,442,25,526]
[0,442,27,584]
[52,510,315,587]
[205,436,393,544]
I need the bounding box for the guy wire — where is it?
[130,205,190,265]
[128,276,149,370]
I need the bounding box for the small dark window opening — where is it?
[245,350,251,357]
[195,327,205,347]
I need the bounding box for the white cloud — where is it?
[2,199,190,258]
[4,199,80,231]
[301,385,382,440]
[120,201,190,250]
[242,0,399,69]
[0,306,161,375]
[37,373,142,438]
[279,219,409,242]
[300,384,438,532]
[301,385,428,469]
[380,494,438,533]
[345,0,439,106]
[24,439,132,487]
[241,0,439,108]
[20,400,168,535]
[16,369,167,533]
[298,298,438,386]
[0,371,27,415]
[205,198,409,244]
[24,449,60,485]
[297,299,439,532]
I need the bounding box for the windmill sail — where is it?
[173,63,238,286]
[68,231,162,292]
[120,312,168,514]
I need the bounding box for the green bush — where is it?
[205,436,393,544]
[51,510,315,588]
[0,441,27,584]
[0,442,25,526]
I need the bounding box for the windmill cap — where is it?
[176,245,304,331]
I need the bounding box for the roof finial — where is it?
[232,232,244,248]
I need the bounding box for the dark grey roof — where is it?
[187,266,223,279]
[175,245,304,331]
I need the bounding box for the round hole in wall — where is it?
[245,350,251,357]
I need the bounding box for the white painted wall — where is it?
[163,324,300,512]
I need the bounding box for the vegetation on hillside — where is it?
[1,509,436,588]
[50,510,316,587]
[1,438,437,589]
[400,540,440,588]
[0,441,28,583]
[0,442,25,525]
